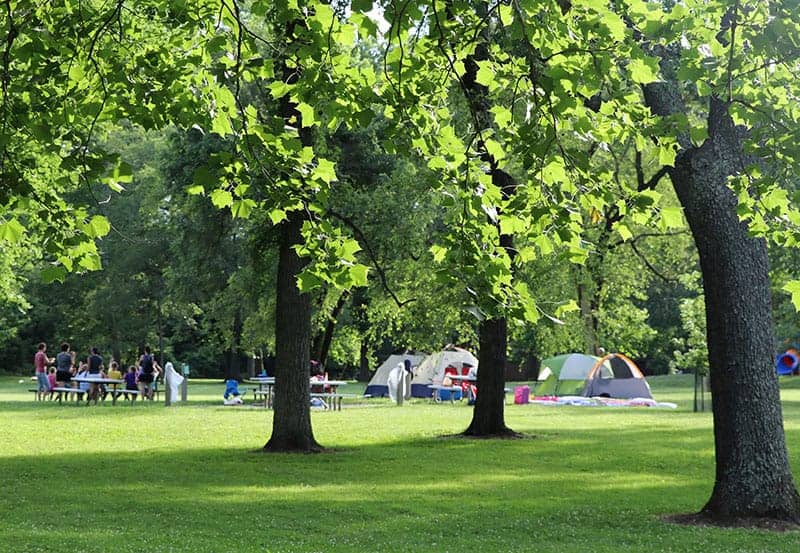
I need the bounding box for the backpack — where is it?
[141,354,154,374]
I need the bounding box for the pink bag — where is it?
[514,385,530,404]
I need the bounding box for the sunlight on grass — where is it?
[1,376,799,552]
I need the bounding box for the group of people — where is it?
[34,342,162,402]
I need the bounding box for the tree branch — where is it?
[327,209,416,308]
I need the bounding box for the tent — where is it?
[364,353,427,398]
[582,353,653,399]
[535,353,611,396]
[410,346,479,398]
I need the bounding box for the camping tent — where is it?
[536,353,611,396]
[583,353,653,399]
[364,353,427,398]
[410,347,479,398]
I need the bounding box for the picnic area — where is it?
[1,375,798,552]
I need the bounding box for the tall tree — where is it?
[633,1,800,522]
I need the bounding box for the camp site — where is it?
[2,2,800,552]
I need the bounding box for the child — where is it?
[75,363,90,402]
[123,365,138,401]
[223,380,243,405]
[47,368,57,401]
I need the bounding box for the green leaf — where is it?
[0,218,25,242]
[78,253,102,271]
[628,57,659,84]
[268,208,287,225]
[475,61,494,87]
[312,158,337,184]
[296,102,316,127]
[210,189,233,209]
[231,199,256,218]
[87,215,111,238]
[499,4,514,26]
[784,280,800,311]
[660,206,684,229]
[297,271,324,292]
[41,265,68,283]
[658,142,677,166]
[614,222,633,241]
[349,264,369,287]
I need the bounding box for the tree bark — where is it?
[263,15,320,453]
[263,210,320,452]
[312,290,349,367]
[225,309,243,381]
[465,317,514,436]
[646,84,800,520]
[358,339,370,382]
[456,1,516,437]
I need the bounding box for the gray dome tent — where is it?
[583,353,653,399]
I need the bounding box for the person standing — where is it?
[33,343,53,401]
[138,346,160,400]
[86,347,104,403]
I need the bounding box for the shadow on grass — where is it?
[1,424,799,551]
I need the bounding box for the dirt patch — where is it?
[663,513,800,532]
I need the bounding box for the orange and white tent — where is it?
[582,353,653,399]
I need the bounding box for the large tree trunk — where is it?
[666,97,800,522]
[464,317,514,436]
[457,2,516,437]
[225,309,243,381]
[264,211,320,452]
[312,290,349,367]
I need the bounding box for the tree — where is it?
[633,1,800,522]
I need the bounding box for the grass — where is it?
[1,375,799,552]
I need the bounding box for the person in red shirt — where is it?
[33,343,53,401]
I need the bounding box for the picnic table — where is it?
[310,379,348,410]
[245,377,275,407]
[71,377,125,405]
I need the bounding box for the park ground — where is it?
[0,375,799,552]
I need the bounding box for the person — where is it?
[105,361,123,401]
[123,365,138,401]
[138,346,161,400]
[33,343,53,401]
[86,347,105,403]
[75,362,90,402]
[47,368,57,400]
[54,342,75,389]
[223,379,243,405]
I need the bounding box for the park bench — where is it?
[310,392,344,411]
[50,387,86,403]
[253,389,272,407]
[105,389,141,402]
[428,384,463,404]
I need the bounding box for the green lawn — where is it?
[1,375,798,552]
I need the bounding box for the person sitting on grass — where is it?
[223,380,244,405]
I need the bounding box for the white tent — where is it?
[410,347,479,398]
[364,353,426,398]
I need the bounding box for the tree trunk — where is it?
[225,309,243,381]
[358,339,370,382]
[312,290,349,367]
[665,96,800,521]
[263,211,320,452]
[576,270,600,355]
[464,317,514,436]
